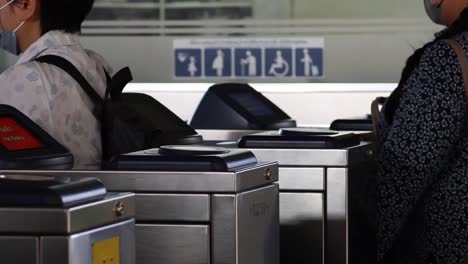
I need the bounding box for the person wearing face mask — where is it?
[0,0,110,168]
[376,0,468,263]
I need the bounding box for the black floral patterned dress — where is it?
[377,31,468,264]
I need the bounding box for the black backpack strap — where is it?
[35,55,105,106]
[110,67,133,99]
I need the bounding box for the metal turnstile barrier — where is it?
[0,191,135,264]
[243,143,376,264]
[8,161,280,264]
[223,129,376,264]
[190,83,377,264]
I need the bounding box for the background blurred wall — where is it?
[0,1,437,125]
[291,0,425,19]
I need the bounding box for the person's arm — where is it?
[376,40,467,260]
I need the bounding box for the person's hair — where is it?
[384,8,468,123]
[36,0,95,34]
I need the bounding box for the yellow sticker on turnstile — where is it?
[93,236,120,264]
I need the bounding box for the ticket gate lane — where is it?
[198,131,375,263]
[235,142,375,264]
[5,162,280,264]
[190,83,376,263]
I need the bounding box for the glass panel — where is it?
[1,1,438,83]
[165,5,252,20]
[88,0,161,21]
[291,0,425,19]
[164,0,253,19]
[85,0,426,22]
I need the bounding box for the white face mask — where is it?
[424,0,445,25]
[0,0,25,55]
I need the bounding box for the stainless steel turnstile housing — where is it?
[0,193,136,264]
[14,162,280,264]
[200,129,376,264]
[244,143,376,264]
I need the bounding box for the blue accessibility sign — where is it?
[234,48,262,77]
[174,49,202,78]
[205,48,232,77]
[295,48,324,78]
[265,48,293,77]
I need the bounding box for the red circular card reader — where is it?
[0,105,74,169]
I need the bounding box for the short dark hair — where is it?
[39,0,95,34]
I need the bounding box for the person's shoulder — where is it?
[0,61,44,86]
[424,31,468,61]
[413,39,460,76]
[413,38,464,97]
[422,39,455,60]
[85,49,114,74]
[0,61,46,108]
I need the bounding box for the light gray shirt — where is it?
[0,30,111,168]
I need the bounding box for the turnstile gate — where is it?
[234,129,376,264]
[0,175,135,264]
[8,146,280,264]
